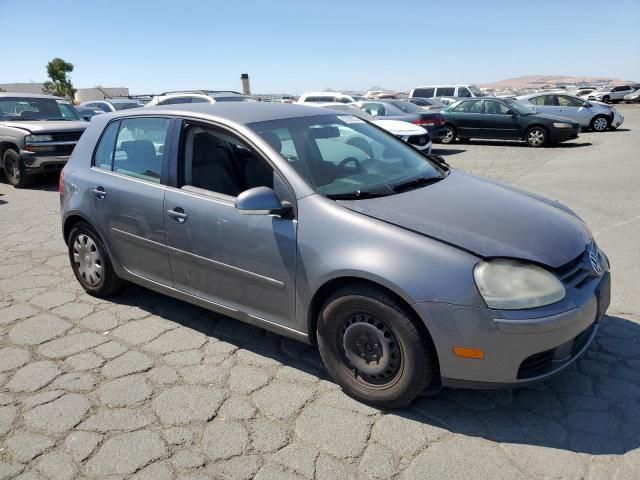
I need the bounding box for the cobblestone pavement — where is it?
[1,109,640,479]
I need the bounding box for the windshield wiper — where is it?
[45,118,72,121]
[327,190,388,200]
[391,176,444,193]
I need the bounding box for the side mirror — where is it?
[505,109,516,116]
[235,187,292,217]
[583,102,591,108]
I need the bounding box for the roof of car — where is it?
[110,102,335,124]
[0,92,65,100]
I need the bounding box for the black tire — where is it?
[317,284,436,408]
[3,149,33,188]
[68,221,123,297]
[525,126,548,147]
[590,115,610,132]
[440,124,456,144]
[602,95,610,103]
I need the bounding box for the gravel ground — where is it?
[0,105,638,479]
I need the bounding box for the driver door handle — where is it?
[167,207,188,223]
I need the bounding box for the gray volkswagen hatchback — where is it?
[60,103,610,407]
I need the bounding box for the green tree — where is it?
[42,58,76,101]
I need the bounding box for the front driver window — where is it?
[180,124,276,198]
[484,100,511,115]
[457,87,472,98]
[558,95,584,107]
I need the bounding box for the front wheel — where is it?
[68,222,123,297]
[317,285,436,408]
[3,149,32,188]
[601,95,610,103]
[440,125,456,144]
[590,115,610,132]
[525,126,548,147]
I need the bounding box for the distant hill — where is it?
[481,75,632,90]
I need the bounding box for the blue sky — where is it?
[1,0,639,94]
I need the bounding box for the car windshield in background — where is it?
[112,102,142,111]
[390,101,424,113]
[469,86,484,96]
[327,105,374,121]
[249,114,445,199]
[214,96,256,102]
[0,97,82,121]
[502,98,537,115]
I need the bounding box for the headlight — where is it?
[25,134,53,143]
[553,122,572,129]
[474,259,565,310]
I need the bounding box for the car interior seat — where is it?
[190,132,243,196]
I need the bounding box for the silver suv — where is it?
[60,102,610,407]
[1,93,87,187]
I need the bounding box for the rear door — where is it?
[448,99,483,137]
[163,120,298,328]
[528,94,557,115]
[89,116,175,285]
[481,100,521,139]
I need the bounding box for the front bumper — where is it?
[550,127,580,143]
[20,149,70,173]
[612,111,624,128]
[413,271,610,388]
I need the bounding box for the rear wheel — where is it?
[3,149,32,188]
[590,115,610,132]
[441,125,456,144]
[525,126,548,147]
[317,285,436,408]
[68,222,123,297]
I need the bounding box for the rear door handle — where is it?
[167,207,188,223]
[91,187,107,199]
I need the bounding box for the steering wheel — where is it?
[338,157,363,173]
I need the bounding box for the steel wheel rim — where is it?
[72,234,103,287]
[443,127,454,143]
[594,118,607,131]
[528,129,545,146]
[340,313,402,387]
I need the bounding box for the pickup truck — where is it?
[0,93,87,187]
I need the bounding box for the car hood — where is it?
[372,119,427,136]
[338,170,590,268]
[1,120,88,133]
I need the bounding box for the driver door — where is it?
[164,121,298,328]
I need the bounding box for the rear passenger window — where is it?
[111,118,170,182]
[436,87,455,97]
[94,121,120,170]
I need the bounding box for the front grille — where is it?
[51,131,83,142]
[517,323,596,379]
[54,144,76,155]
[408,134,430,146]
[517,348,554,379]
[554,250,591,289]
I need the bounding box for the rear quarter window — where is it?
[93,121,120,170]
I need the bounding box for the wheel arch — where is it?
[0,141,20,167]
[522,123,548,140]
[63,213,98,245]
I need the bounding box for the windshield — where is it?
[112,102,141,111]
[469,85,484,96]
[248,114,445,199]
[214,96,256,102]
[390,101,424,113]
[0,97,82,121]
[502,98,537,115]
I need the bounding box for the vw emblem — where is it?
[589,250,603,276]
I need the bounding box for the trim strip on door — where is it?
[112,227,285,289]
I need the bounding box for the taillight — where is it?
[59,171,64,194]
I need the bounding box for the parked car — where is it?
[440,97,581,147]
[588,85,636,103]
[408,97,446,111]
[624,89,640,103]
[297,92,364,104]
[79,99,143,112]
[0,93,87,187]
[355,100,447,141]
[516,93,624,131]
[410,85,485,105]
[309,103,432,153]
[61,102,610,407]
[76,106,105,122]
[145,90,256,107]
